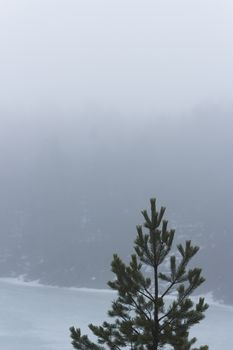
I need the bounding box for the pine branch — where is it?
[120,314,141,336]
[161,280,178,299]
[134,287,154,303]
[159,289,207,332]
[128,294,152,322]
[143,286,155,302]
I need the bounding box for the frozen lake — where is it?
[0,278,232,349]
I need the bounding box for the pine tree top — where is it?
[70,198,209,350]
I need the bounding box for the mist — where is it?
[1,0,233,117]
[0,0,233,335]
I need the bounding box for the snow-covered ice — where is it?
[0,278,232,349]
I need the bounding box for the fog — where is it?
[0,0,233,313]
[1,0,233,116]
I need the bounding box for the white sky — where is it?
[0,0,233,119]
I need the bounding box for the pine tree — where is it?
[70,198,209,350]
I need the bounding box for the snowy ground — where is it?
[0,278,232,350]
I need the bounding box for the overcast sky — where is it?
[1,0,233,122]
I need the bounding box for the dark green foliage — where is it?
[70,198,208,350]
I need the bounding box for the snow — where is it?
[0,278,232,349]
